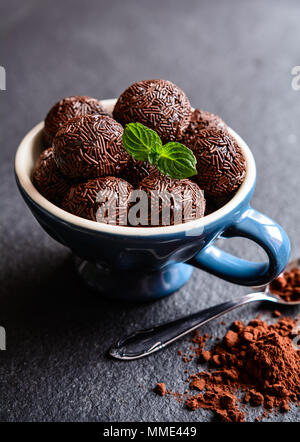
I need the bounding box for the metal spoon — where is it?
[109,259,300,360]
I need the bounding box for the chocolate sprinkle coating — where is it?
[139,171,205,226]
[190,128,246,197]
[183,109,227,148]
[43,95,110,147]
[54,114,130,179]
[113,79,192,143]
[62,177,133,224]
[32,147,71,206]
[120,157,157,188]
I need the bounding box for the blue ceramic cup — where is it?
[15,99,290,301]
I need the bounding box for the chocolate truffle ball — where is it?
[183,109,227,148]
[190,128,246,197]
[113,79,192,143]
[32,147,70,206]
[43,95,110,147]
[62,177,133,225]
[138,171,205,226]
[121,157,157,188]
[54,114,130,179]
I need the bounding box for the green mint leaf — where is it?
[156,142,197,180]
[122,123,197,179]
[148,150,161,165]
[122,122,162,162]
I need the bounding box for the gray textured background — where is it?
[1,0,300,422]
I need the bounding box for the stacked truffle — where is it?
[139,171,205,226]
[33,96,132,224]
[43,95,110,147]
[33,80,246,227]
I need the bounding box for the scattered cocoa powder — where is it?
[154,383,166,396]
[192,332,209,358]
[200,350,211,362]
[190,378,206,391]
[155,316,300,422]
[270,267,300,302]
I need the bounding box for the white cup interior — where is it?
[15,99,256,237]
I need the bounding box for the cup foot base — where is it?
[74,257,194,301]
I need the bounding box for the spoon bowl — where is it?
[109,259,300,360]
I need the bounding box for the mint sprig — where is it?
[122,123,197,180]
[122,122,162,162]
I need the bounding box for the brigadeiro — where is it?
[62,177,133,224]
[113,79,192,143]
[32,147,70,206]
[188,128,246,197]
[54,114,130,179]
[138,171,206,226]
[121,157,157,188]
[183,109,227,147]
[43,95,110,147]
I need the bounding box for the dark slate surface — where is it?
[1,0,300,422]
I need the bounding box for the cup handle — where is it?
[188,207,290,286]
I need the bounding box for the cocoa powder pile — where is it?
[270,267,300,302]
[155,316,300,422]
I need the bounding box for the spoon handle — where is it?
[109,292,270,360]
